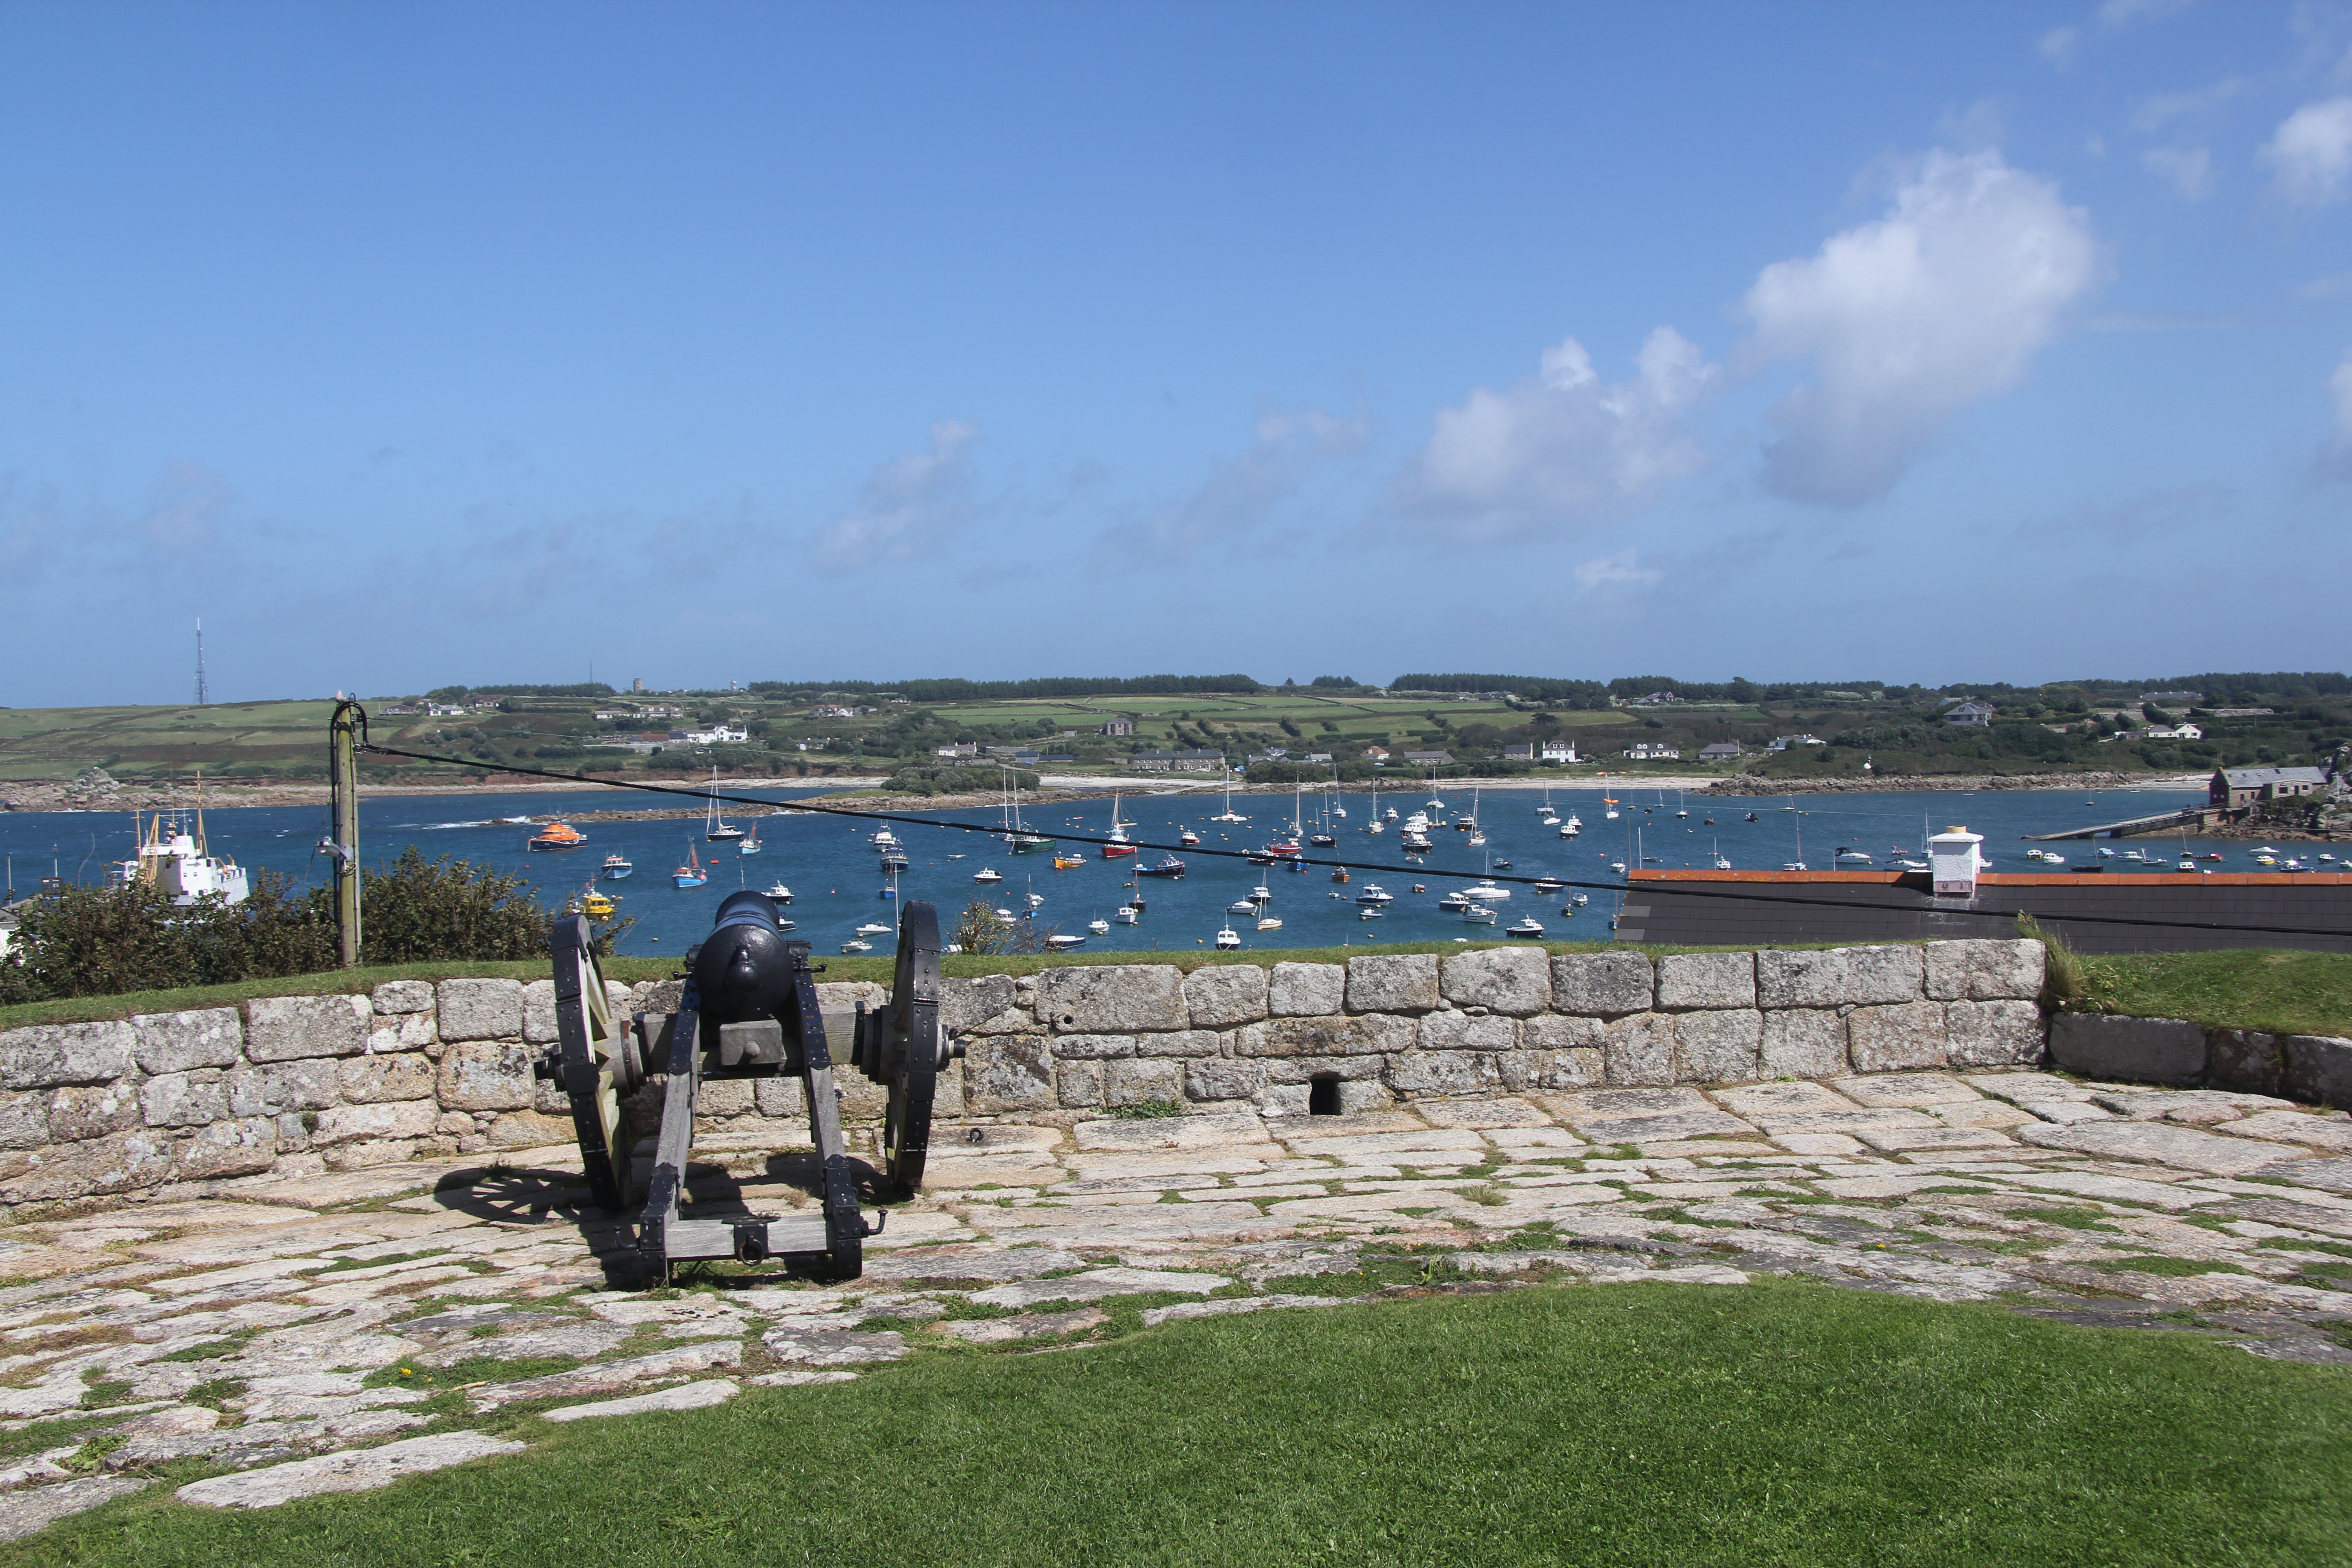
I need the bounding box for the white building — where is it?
[1540,740,1579,764]
[1624,743,1681,761]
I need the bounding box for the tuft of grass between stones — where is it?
[2089,1256,2253,1278]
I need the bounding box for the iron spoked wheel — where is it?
[551,914,637,1212]
[882,901,942,1199]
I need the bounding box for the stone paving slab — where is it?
[0,1065,2345,1545]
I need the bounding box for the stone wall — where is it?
[0,940,2048,1206]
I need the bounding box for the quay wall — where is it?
[0,940,2065,1206]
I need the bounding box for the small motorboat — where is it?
[1572,892,1589,906]
[582,888,617,919]
[1180,828,1201,847]
[765,882,794,902]
[1088,916,1110,935]
[1464,879,1512,902]
[1137,856,1188,877]
[529,821,587,852]
[1360,906,1383,921]
[974,867,1004,883]
[1048,933,1088,949]
[600,853,633,880]
[856,921,891,937]
[1229,899,1258,915]
[1531,877,1565,892]
[1506,916,1544,938]
[1436,893,1471,912]
[1215,926,1243,950]
[1114,904,1140,925]
[1356,883,1393,904]
[1492,859,1511,870]
[1256,916,1283,931]
[840,939,873,954]
[1461,903,1497,925]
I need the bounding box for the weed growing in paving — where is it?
[2091,1255,2254,1278]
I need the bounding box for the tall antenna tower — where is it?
[194,620,209,707]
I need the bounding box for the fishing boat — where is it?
[870,828,901,849]
[1088,915,1111,935]
[1137,855,1188,878]
[1053,854,1086,870]
[600,853,633,880]
[703,770,745,842]
[1331,866,1350,883]
[1114,902,1140,925]
[581,886,617,919]
[673,848,709,888]
[764,882,794,902]
[528,821,588,852]
[1461,903,1498,926]
[1356,883,1393,904]
[880,846,911,871]
[1179,828,1201,847]
[1559,815,1580,839]
[1436,892,1471,912]
[1506,916,1544,938]
[1215,925,1243,950]
[973,867,1004,883]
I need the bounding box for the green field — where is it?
[16,1281,2350,1568]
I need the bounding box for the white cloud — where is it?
[1122,407,1367,562]
[2264,97,2352,205]
[2038,27,2082,65]
[2333,349,2352,446]
[1396,328,1715,539]
[2040,0,2190,64]
[1742,150,2098,506]
[2142,145,2216,199]
[2130,75,2244,134]
[1571,547,1662,598]
[812,420,978,573]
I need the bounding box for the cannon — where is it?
[538,892,959,1284]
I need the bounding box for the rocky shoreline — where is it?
[1699,770,2203,796]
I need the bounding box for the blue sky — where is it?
[4,0,2348,705]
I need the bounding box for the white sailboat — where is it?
[1211,769,1249,823]
[704,768,745,842]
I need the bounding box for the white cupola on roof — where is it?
[1928,825,1985,897]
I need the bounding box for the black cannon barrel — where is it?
[691,890,801,1024]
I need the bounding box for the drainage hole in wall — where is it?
[1308,1076,1342,1117]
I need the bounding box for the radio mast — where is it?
[194,621,210,706]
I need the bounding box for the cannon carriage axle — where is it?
[536,893,960,1285]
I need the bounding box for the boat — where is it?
[1360,906,1383,921]
[528,821,588,852]
[1048,933,1088,950]
[1228,899,1258,915]
[1250,879,1273,904]
[870,828,901,849]
[1256,916,1283,931]
[1711,839,1731,871]
[1368,786,1383,834]
[855,920,891,937]
[1464,878,1512,903]
[1461,903,1497,925]
[1114,903,1140,925]
[1467,830,1487,847]
[974,865,1004,884]
[704,770,745,842]
[764,882,794,902]
[1088,915,1111,935]
[1000,769,1054,853]
[1531,877,1566,892]
[673,847,709,888]
[1138,855,1188,877]
[600,853,634,880]
[1834,848,1874,865]
[1215,926,1243,950]
[1103,794,1137,858]
[1385,806,1399,821]
[1559,818,1579,839]
[880,847,911,871]
[1356,883,1393,903]
[840,939,873,954]
[1053,854,1086,870]
[1604,796,1620,821]
[581,887,617,919]
[1436,893,1472,912]
[1572,892,1589,906]
[1332,866,1350,883]
[739,833,761,856]
[1211,771,1249,823]
[1506,916,1545,938]
[1180,828,1201,847]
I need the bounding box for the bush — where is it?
[0,847,628,1003]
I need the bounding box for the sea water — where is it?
[0,780,2275,960]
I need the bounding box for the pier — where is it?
[2021,806,2225,842]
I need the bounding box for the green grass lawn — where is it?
[17,1281,2350,1568]
[2077,948,2352,1040]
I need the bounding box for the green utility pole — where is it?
[328,700,364,967]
